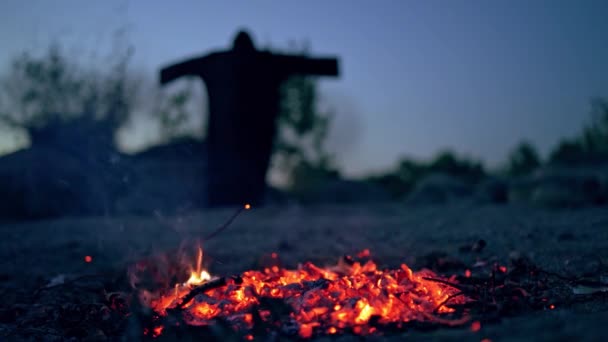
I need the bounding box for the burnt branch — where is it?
[177,277,227,309]
[204,205,250,242]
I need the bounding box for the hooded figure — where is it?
[160,30,339,206]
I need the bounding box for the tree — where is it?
[271,45,338,189]
[153,80,197,143]
[427,150,485,183]
[0,43,137,151]
[1,43,134,132]
[366,159,426,200]
[581,98,608,154]
[506,141,541,176]
[548,98,608,165]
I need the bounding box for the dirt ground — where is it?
[1,203,607,341]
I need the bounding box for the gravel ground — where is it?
[1,202,607,341]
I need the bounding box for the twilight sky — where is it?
[1,0,607,176]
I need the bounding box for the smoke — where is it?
[320,89,363,173]
[116,72,208,154]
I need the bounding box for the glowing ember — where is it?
[133,249,467,338]
[152,326,163,337]
[470,320,481,332]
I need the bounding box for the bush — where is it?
[0,43,135,142]
[505,141,541,176]
[272,46,338,190]
[548,98,608,165]
[427,150,485,183]
[367,150,485,200]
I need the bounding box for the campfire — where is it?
[122,205,605,340]
[8,205,606,341]
[126,205,480,339]
[130,246,469,339]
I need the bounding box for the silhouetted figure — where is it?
[160,30,340,206]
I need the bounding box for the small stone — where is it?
[471,239,487,253]
[557,232,576,241]
[564,257,601,277]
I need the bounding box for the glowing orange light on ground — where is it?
[136,250,467,338]
[470,320,481,332]
[152,326,163,337]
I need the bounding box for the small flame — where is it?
[185,246,211,286]
[186,270,212,286]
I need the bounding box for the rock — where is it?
[405,173,473,205]
[133,137,205,161]
[474,177,509,204]
[293,179,391,204]
[508,166,608,207]
[113,159,206,215]
[264,186,292,206]
[458,239,487,253]
[557,232,576,241]
[0,147,116,219]
[563,256,602,277]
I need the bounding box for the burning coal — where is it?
[130,246,468,339]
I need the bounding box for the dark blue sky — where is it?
[1,0,607,176]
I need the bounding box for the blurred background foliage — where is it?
[0,40,607,204]
[549,98,608,165]
[270,43,340,192]
[504,142,542,177]
[0,41,341,194]
[365,151,486,200]
[0,43,134,143]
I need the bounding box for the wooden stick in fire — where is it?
[177,277,228,308]
[173,204,251,308]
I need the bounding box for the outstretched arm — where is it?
[159,55,209,85]
[274,54,340,77]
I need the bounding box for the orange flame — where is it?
[185,247,211,286]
